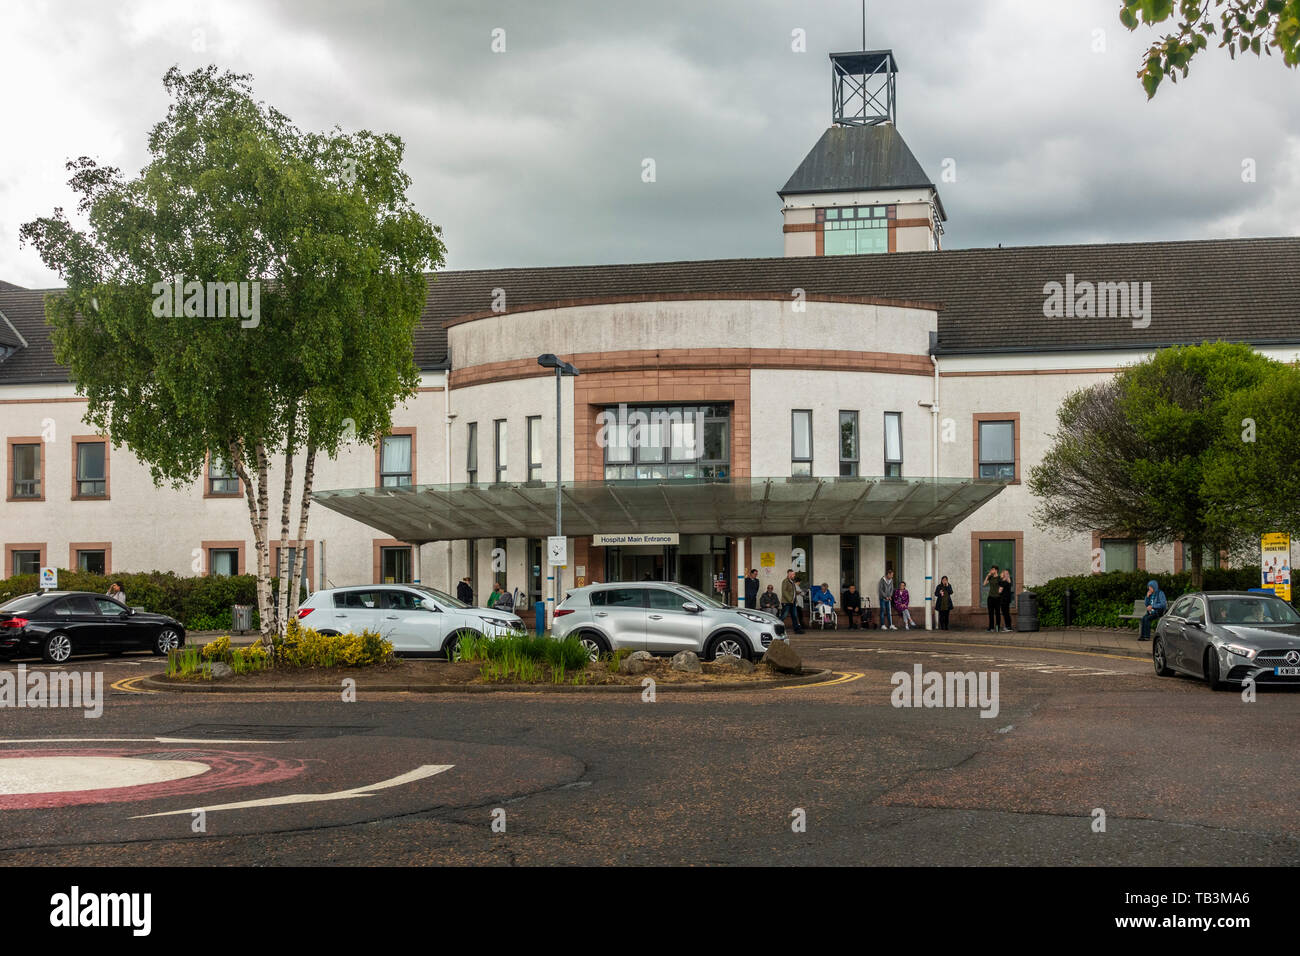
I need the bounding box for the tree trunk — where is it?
[255,443,273,637]
[288,441,317,619]
[276,414,298,635]
[232,439,274,639]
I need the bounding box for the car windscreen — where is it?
[674,584,726,609]
[411,585,470,609]
[1209,596,1300,626]
[0,594,50,614]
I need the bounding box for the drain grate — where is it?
[163,723,378,741]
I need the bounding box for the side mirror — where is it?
[682,602,702,613]
[119,610,130,619]
[1187,619,1203,629]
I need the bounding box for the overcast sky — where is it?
[2,0,1298,288]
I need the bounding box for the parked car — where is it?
[551,581,785,661]
[296,584,525,657]
[1152,590,1300,690]
[0,591,185,663]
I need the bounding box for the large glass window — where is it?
[11,443,40,498]
[840,535,859,591]
[527,416,542,481]
[209,455,239,495]
[603,405,730,480]
[978,420,1016,480]
[791,410,812,476]
[75,441,107,497]
[979,539,1015,603]
[494,420,507,482]
[11,550,41,575]
[1100,538,1138,573]
[77,550,106,574]
[839,411,859,477]
[883,412,903,478]
[466,422,478,485]
[819,204,894,256]
[380,434,412,487]
[210,549,238,577]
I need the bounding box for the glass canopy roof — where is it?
[313,476,1007,544]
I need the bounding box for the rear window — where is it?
[590,587,644,608]
[0,594,50,614]
[334,590,380,609]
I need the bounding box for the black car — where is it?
[0,591,185,663]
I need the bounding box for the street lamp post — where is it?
[537,354,580,628]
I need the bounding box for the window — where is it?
[11,549,40,576]
[978,539,1016,604]
[210,549,239,577]
[494,419,507,482]
[1100,538,1139,573]
[840,536,859,592]
[53,596,96,616]
[77,550,106,575]
[977,420,1016,480]
[603,405,730,480]
[94,597,126,616]
[75,441,107,497]
[839,411,859,477]
[466,422,478,484]
[884,535,903,582]
[494,537,507,588]
[791,410,813,476]
[380,434,412,487]
[10,442,40,498]
[208,455,239,495]
[590,587,645,608]
[792,535,813,590]
[335,589,381,609]
[527,416,542,481]
[883,412,902,478]
[647,588,689,611]
[380,546,412,584]
[818,204,894,256]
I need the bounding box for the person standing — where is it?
[878,569,896,630]
[456,576,474,605]
[842,584,863,630]
[1139,579,1167,642]
[744,568,760,609]
[998,569,1014,631]
[780,569,805,634]
[984,565,1001,632]
[106,582,128,606]
[934,576,954,630]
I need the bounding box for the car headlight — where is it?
[1224,643,1258,660]
[482,617,515,629]
[739,612,768,624]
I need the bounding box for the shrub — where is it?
[201,636,232,661]
[278,618,393,668]
[1027,566,1263,628]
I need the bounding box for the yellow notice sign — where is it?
[1261,533,1291,602]
[760,551,776,568]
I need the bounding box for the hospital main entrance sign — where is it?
[592,533,680,547]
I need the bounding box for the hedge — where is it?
[0,569,282,630]
[1025,567,1264,628]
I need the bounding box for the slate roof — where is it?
[780,124,945,219]
[2,235,1298,385]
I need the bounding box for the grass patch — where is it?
[457,632,593,683]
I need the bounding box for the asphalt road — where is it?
[2,637,1297,866]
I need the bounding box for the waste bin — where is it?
[1016,591,1039,632]
[232,604,253,633]
[535,601,546,635]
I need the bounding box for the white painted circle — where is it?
[0,756,209,795]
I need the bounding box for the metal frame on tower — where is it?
[830,50,897,127]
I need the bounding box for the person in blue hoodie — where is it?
[1139,579,1167,642]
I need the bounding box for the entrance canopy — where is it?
[314,476,1006,544]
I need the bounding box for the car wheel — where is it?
[444,628,481,661]
[707,632,749,662]
[153,628,182,656]
[42,632,73,664]
[1204,648,1229,691]
[1152,636,1173,676]
[577,631,608,662]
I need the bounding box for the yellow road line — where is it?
[831,639,1148,664]
[110,675,160,695]
[776,670,864,690]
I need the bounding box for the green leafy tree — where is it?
[1028,342,1300,587]
[1120,0,1300,97]
[20,66,445,635]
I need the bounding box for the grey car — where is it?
[1152,590,1300,690]
[551,581,786,661]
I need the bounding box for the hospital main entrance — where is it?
[602,535,733,602]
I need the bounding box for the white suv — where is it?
[552,581,785,661]
[297,584,524,657]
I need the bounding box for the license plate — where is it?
[1274,667,1300,676]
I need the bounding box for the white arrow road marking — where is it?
[130,764,454,818]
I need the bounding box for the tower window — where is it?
[818,205,894,255]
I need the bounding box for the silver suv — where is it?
[552,581,785,661]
